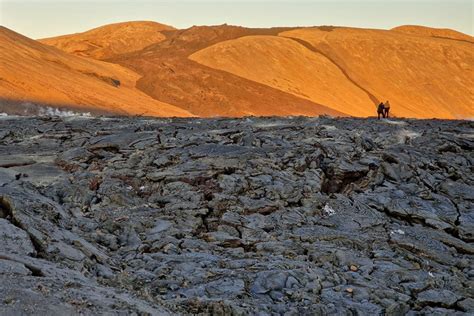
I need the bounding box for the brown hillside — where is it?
[40,21,175,60]
[0,26,192,117]
[109,25,345,117]
[392,25,474,43]
[278,27,473,119]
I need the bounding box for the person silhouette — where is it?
[384,101,391,118]
[377,102,385,119]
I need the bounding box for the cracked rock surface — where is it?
[0,116,473,315]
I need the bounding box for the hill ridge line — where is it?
[430,36,474,45]
[283,36,380,105]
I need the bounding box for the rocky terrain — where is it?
[0,116,473,315]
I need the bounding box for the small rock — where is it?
[417,289,459,307]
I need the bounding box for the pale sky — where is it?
[1,0,472,39]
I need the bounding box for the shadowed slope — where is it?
[280,27,474,119]
[40,21,175,60]
[0,26,192,117]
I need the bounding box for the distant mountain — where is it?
[39,21,175,60]
[5,22,474,118]
[0,26,192,116]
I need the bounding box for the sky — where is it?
[1,0,472,39]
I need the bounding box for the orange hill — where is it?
[0,26,192,117]
[188,26,473,118]
[189,35,375,117]
[108,25,345,117]
[7,22,474,118]
[278,27,473,119]
[39,21,175,60]
[392,25,474,43]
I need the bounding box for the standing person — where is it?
[384,101,391,118]
[377,102,385,119]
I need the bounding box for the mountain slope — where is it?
[0,26,192,117]
[39,21,175,60]
[7,22,474,119]
[189,35,375,116]
[109,25,346,117]
[278,27,473,119]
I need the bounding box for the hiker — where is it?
[377,102,385,119]
[384,101,391,118]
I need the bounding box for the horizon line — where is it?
[18,20,471,40]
